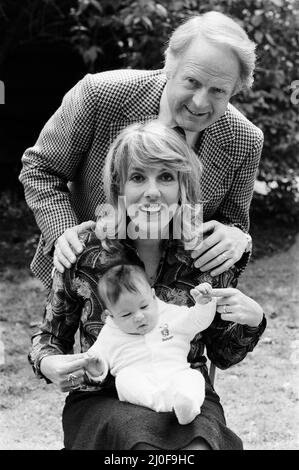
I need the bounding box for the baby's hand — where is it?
[84,350,105,378]
[190,282,213,304]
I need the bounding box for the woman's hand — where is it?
[191,221,250,276]
[211,287,263,327]
[40,353,89,392]
[54,221,96,273]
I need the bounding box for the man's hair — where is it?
[98,264,150,308]
[164,11,257,92]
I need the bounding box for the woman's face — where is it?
[123,165,180,239]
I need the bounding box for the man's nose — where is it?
[144,179,160,198]
[192,88,209,108]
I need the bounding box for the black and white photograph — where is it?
[0,0,298,451]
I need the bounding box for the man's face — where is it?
[165,36,240,132]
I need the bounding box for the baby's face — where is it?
[107,282,159,335]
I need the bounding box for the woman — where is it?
[29,122,266,450]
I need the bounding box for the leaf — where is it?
[270,0,283,7]
[254,30,264,43]
[156,4,168,18]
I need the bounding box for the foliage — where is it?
[68,0,299,224]
[0,0,77,66]
[0,191,39,269]
[1,0,298,224]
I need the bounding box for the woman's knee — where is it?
[181,437,211,450]
[133,438,211,450]
[132,442,160,450]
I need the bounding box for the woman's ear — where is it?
[151,288,156,298]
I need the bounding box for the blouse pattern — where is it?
[29,233,266,390]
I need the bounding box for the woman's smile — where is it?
[139,203,162,214]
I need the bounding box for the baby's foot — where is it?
[173,392,200,425]
[190,282,213,304]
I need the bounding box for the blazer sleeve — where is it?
[28,269,82,381]
[19,74,99,255]
[214,128,264,232]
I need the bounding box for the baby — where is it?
[85,264,216,425]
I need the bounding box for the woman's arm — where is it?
[29,269,83,381]
[201,287,267,369]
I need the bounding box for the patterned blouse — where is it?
[29,232,266,389]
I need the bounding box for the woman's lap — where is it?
[62,383,243,450]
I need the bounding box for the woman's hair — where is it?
[103,121,201,206]
[164,11,257,92]
[98,264,150,308]
[96,121,203,249]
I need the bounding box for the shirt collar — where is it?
[158,83,201,148]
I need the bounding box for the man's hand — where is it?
[191,220,249,276]
[54,221,96,273]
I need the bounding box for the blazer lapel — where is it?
[199,110,236,201]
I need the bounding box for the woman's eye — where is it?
[130,173,144,183]
[160,172,174,182]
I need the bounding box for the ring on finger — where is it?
[220,253,228,262]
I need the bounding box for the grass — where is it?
[0,193,298,449]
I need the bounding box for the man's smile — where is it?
[184,104,209,117]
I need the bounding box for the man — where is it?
[19,11,263,288]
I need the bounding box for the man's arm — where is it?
[193,129,264,276]
[215,128,264,231]
[19,74,99,255]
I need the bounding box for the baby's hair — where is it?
[98,264,150,308]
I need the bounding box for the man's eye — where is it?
[186,78,197,87]
[213,88,225,94]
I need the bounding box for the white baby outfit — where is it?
[88,297,216,424]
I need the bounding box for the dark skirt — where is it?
[62,380,243,450]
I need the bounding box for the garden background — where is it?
[0,0,298,450]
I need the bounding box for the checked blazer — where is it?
[19,69,264,288]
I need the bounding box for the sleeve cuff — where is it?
[243,313,267,336]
